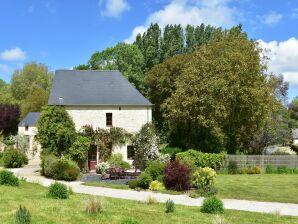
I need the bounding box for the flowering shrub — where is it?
[164,160,190,191]
[96,162,109,174]
[149,180,165,191]
[264,145,296,155]
[192,167,216,190]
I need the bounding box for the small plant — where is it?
[108,153,131,169]
[197,184,218,197]
[3,148,28,168]
[165,199,175,213]
[145,160,165,180]
[0,170,19,186]
[128,179,138,189]
[244,166,261,174]
[85,197,103,214]
[121,218,141,224]
[277,166,291,174]
[227,160,238,174]
[192,167,216,190]
[95,162,109,174]
[149,180,165,191]
[146,194,157,204]
[201,196,224,214]
[15,205,31,224]
[47,182,69,199]
[265,165,276,174]
[137,172,152,189]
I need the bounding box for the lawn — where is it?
[216,174,298,204]
[1,181,298,224]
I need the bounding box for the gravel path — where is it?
[9,165,298,217]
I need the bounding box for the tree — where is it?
[185,25,195,52]
[36,106,76,156]
[0,105,20,136]
[68,135,91,169]
[21,88,49,118]
[0,79,17,104]
[149,30,280,153]
[288,97,298,128]
[11,62,52,101]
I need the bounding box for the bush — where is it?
[244,166,261,174]
[149,180,165,191]
[160,147,182,160]
[137,172,152,189]
[165,199,175,213]
[128,179,138,189]
[0,151,3,166]
[176,149,226,170]
[277,166,291,174]
[0,170,19,186]
[108,153,131,169]
[121,218,141,224]
[3,148,28,168]
[227,160,238,174]
[42,155,80,181]
[265,165,276,174]
[156,175,164,183]
[192,167,216,190]
[96,162,109,174]
[68,135,91,169]
[196,184,218,197]
[164,160,190,191]
[201,196,224,214]
[145,160,165,180]
[85,197,103,214]
[15,205,31,224]
[47,182,69,199]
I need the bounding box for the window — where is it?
[25,126,29,131]
[106,113,112,127]
[127,145,134,160]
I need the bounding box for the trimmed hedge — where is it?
[176,149,226,170]
[3,148,28,168]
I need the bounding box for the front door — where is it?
[88,147,97,171]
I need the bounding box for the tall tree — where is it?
[185,25,195,52]
[0,79,16,104]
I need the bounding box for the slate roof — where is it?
[48,70,153,106]
[293,129,298,139]
[19,112,40,127]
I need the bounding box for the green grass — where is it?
[216,174,298,204]
[1,181,298,224]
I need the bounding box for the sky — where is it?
[1,0,298,101]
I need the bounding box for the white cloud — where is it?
[258,38,298,86]
[99,0,130,18]
[124,26,147,43]
[0,47,26,61]
[125,0,238,43]
[0,64,9,72]
[263,11,282,26]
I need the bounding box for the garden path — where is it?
[10,165,298,217]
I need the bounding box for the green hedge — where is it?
[176,149,226,170]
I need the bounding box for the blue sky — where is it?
[1,0,298,100]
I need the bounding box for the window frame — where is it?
[25,125,29,131]
[127,145,135,160]
[106,113,113,127]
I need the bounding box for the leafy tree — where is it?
[36,106,76,156]
[73,64,90,70]
[288,97,298,128]
[68,135,91,169]
[0,105,20,136]
[11,62,52,101]
[185,25,195,52]
[0,79,16,104]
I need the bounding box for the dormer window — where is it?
[25,126,29,131]
[59,97,64,104]
[106,113,112,127]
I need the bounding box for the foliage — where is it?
[164,160,190,191]
[273,147,296,155]
[136,172,153,189]
[276,166,298,174]
[244,166,261,174]
[149,180,165,191]
[192,167,216,190]
[5,135,29,152]
[0,104,20,136]
[36,106,76,156]
[0,79,16,105]
[121,218,141,224]
[11,62,52,101]
[165,199,175,213]
[0,152,3,166]
[47,182,69,199]
[176,150,226,170]
[132,123,159,170]
[227,161,239,174]
[196,184,218,197]
[68,135,91,169]
[160,147,182,160]
[201,196,224,214]
[85,197,103,214]
[0,170,19,186]
[128,179,138,189]
[96,162,109,174]
[107,153,131,169]
[15,205,31,224]
[265,165,275,174]
[3,148,28,168]
[145,160,165,180]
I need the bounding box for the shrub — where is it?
[164,160,190,191]
[165,199,175,213]
[196,185,218,197]
[265,165,276,174]
[0,170,19,186]
[145,160,165,180]
[192,167,216,190]
[96,162,109,174]
[156,175,164,183]
[3,148,28,168]
[201,196,224,214]
[277,166,291,174]
[42,154,59,177]
[137,172,152,189]
[227,160,238,174]
[15,205,31,224]
[0,152,3,166]
[68,135,91,169]
[273,146,296,155]
[85,197,103,214]
[149,180,165,191]
[108,153,131,169]
[47,182,69,199]
[128,179,138,189]
[160,147,182,160]
[121,218,141,224]
[244,166,261,174]
[176,149,226,170]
